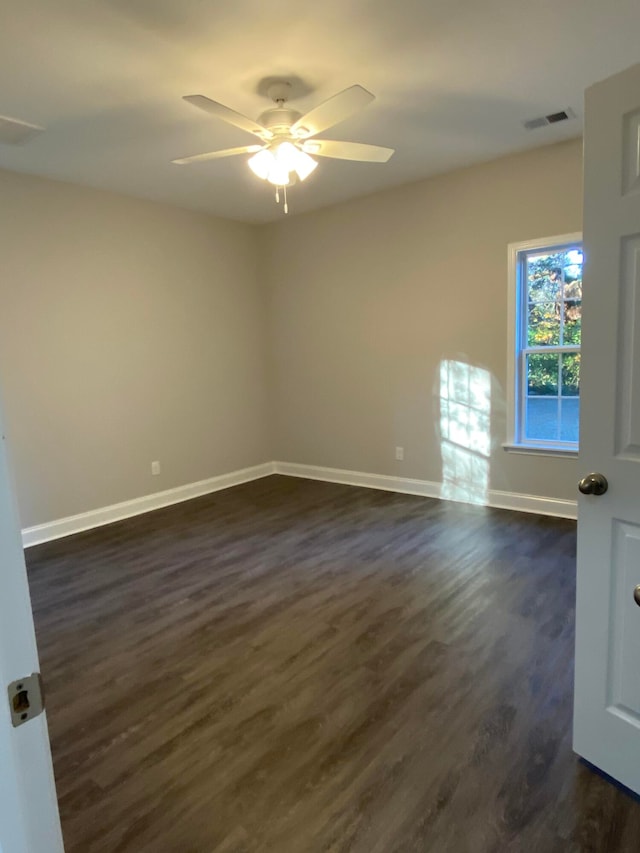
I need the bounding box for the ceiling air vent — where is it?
[523,108,576,131]
[0,115,44,146]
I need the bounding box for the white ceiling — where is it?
[0,0,638,223]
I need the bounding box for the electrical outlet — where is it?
[395,446,404,461]
[151,461,160,476]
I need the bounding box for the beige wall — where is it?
[263,139,583,502]
[0,169,270,528]
[0,140,583,530]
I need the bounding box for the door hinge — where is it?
[7,673,45,727]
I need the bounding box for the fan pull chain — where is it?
[273,186,289,214]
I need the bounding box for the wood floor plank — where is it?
[25,475,640,852]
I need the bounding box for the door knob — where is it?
[578,473,608,496]
[634,586,640,608]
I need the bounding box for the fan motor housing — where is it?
[258,107,302,133]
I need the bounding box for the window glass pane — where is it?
[563,248,584,285]
[526,252,564,302]
[560,353,580,442]
[525,353,559,441]
[527,352,559,396]
[563,272,583,294]
[525,397,559,442]
[563,302,582,345]
[527,302,560,346]
[562,250,582,346]
[561,352,580,396]
[560,398,579,442]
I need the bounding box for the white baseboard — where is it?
[22,458,576,548]
[485,487,576,519]
[274,461,442,499]
[273,461,577,520]
[22,462,276,548]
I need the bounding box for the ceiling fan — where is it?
[172,82,394,212]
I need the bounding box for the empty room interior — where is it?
[3,2,640,852]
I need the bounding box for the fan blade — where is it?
[302,139,394,163]
[183,95,272,139]
[172,144,264,165]
[291,85,375,138]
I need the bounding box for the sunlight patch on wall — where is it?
[440,360,491,505]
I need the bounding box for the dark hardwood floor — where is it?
[25,475,640,852]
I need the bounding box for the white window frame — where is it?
[504,232,582,458]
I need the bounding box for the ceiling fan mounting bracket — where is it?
[266,81,292,105]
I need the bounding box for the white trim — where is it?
[487,487,576,519]
[506,231,583,448]
[502,442,579,459]
[22,458,577,548]
[508,232,583,256]
[21,462,276,548]
[273,461,577,520]
[274,461,443,500]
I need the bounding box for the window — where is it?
[506,233,583,455]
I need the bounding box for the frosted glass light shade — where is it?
[268,162,290,186]
[293,150,318,181]
[248,142,317,186]
[248,149,273,180]
[275,142,317,181]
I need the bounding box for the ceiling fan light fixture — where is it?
[274,141,298,168]
[293,150,318,181]
[249,142,315,186]
[267,159,290,186]
[248,148,273,180]
[273,141,317,181]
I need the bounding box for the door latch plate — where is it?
[7,673,44,727]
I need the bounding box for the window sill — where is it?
[502,442,578,459]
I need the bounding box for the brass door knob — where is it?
[578,473,608,496]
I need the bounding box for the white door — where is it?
[574,60,640,795]
[0,399,63,851]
